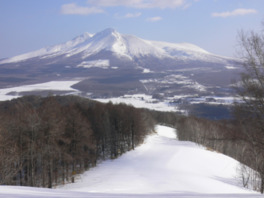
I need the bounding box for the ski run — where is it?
[0,125,261,198]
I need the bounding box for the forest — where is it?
[0,95,154,188]
[0,94,262,192]
[0,93,263,193]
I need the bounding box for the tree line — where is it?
[168,115,262,192]
[0,95,154,188]
[168,23,264,193]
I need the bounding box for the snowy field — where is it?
[0,125,261,198]
[0,81,81,101]
[96,94,238,113]
[0,82,178,112]
[96,94,178,112]
[0,80,236,113]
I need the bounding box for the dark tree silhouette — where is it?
[0,95,153,188]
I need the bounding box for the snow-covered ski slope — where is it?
[0,126,261,198]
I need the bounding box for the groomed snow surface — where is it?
[0,125,261,198]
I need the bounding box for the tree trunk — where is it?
[131,123,135,150]
[261,173,264,194]
[48,159,52,188]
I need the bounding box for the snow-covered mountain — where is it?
[0,28,230,65]
[1,32,94,64]
[0,28,243,104]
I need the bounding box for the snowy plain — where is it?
[0,80,81,101]
[0,125,261,198]
[96,94,179,112]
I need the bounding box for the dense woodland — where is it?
[0,95,154,188]
[0,94,263,192]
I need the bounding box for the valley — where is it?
[0,29,243,118]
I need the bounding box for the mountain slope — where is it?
[0,125,259,198]
[0,28,242,102]
[60,125,253,194]
[0,28,232,64]
[0,32,93,64]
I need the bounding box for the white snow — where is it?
[140,74,207,92]
[0,80,80,101]
[226,65,238,70]
[187,96,241,105]
[0,28,235,64]
[65,29,130,60]
[77,59,110,69]
[95,94,178,112]
[0,125,261,197]
[121,35,168,59]
[60,125,255,194]
[0,33,93,64]
[142,68,152,73]
[152,41,210,54]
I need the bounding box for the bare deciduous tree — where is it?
[234,24,264,193]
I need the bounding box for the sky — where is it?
[0,0,263,59]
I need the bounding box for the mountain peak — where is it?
[79,32,94,39]
[0,28,232,65]
[101,28,117,34]
[95,28,118,38]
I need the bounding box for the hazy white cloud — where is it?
[61,0,195,16]
[125,12,142,18]
[146,16,162,22]
[182,3,191,9]
[212,8,257,18]
[87,0,141,7]
[150,0,185,9]
[61,3,104,15]
[87,0,186,9]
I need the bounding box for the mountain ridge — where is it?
[0,28,235,65]
[0,28,242,102]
